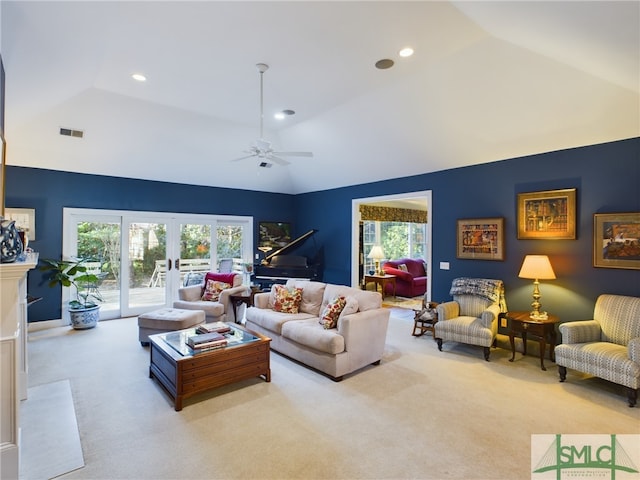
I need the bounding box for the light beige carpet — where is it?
[382,296,423,310]
[24,312,639,479]
[20,379,84,479]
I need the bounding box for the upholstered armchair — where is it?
[173,272,248,323]
[382,258,427,297]
[556,294,640,407]
[434,278,506,361]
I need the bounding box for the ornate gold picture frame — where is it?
[593,212,640,270]
[457,217,504,261]
[517,188,576,240]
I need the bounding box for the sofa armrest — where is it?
[253,292,271,309]
[382,267,413,282]
[558,320,602,344]
[338,308,390,359]
[480,304,500,329]
[628,337,640,364]
[218,285,249,323]
[436,301,460,321]
[178,284,203,302]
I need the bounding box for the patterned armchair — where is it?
[434,278,506,361]
[556,294,640,407]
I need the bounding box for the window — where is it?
[363,221,426,272]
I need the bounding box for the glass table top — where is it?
[160,323,260,357]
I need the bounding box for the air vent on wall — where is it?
[59,127,84,138]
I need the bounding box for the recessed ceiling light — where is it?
[274,109,295,120]
[132,73,147,82]
[375,59,394,70]
[274,112,285,120]
[399,47,414,58]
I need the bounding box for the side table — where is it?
[364,274,397,298]
[229,286,263,323]
[507,311,560,371]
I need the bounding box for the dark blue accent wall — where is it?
[296,137,640,323]
[5,167,295,321]
[6,137,639,323]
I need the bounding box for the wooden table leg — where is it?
[539,337,547,371]
[509,333,516,362]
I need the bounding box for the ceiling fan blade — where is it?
[231,154,257,162]
[272,151,314,157]
[269,156,291,166]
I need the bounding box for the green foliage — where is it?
[40,258,103,309]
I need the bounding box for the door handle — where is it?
[168,259,172,271]
[175,258,180,270]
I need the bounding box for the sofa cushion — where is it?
[274,285,304,313]
[285,279,327,316]
[320,295,347,329]
[397,263,408,272]
[172,300,224,318]
[246,307,315,335]
[201,280,231,301]
[281,318,345,355]
[322,284,381,313]
[339,296,359,321]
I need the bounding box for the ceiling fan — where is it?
[232,63,313,166]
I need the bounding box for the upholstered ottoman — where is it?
[138,308,205,346]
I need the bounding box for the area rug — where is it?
[20,379,84,479]
[382,296,423,310]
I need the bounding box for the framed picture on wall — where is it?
[517,188,576,239]
[456,217,504,261]
[4,208,36,241]
[259,221,291,250]
[593,212,640,270]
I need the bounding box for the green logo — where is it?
[532,434,639,479]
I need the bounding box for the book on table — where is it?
[196,322,231,334]
[187,332,228,349]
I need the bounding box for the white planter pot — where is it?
[69,305,100,329]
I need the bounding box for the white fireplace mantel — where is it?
[1,260,36,480]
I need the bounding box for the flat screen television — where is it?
[259,222,291,250]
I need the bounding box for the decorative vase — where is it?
[69,305,100,329]
[0,219,24,263]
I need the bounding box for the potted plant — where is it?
[40,257,103,329]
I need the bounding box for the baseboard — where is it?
[28,318,68,332]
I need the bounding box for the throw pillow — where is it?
[273,285,303,314]
[338,296,359,321]
[201,280,231,302]
[319,295,347,329]
[397,263,408,272]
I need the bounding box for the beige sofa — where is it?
[245,280,390,381]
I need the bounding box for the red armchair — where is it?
[382,258,427,298]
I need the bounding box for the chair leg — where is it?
[558,366,567,382]
[628,388,638,407]
[483,347,490,361]
[436,338,443,351]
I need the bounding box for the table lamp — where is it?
[368,245,385,276]
[518,254,556,320]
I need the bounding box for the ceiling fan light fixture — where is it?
[131,73,147,82]
[274,112,285,120]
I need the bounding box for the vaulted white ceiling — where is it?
[1,1,638,195]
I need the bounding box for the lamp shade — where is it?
[518,255,556,280]
[367,245,385,260]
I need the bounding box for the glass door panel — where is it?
[75,220,121,320]
[179,223,212,284]
[123,221,168,315]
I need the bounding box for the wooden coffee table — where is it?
[149,323,271,410]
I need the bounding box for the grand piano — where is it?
[254,229,321,286]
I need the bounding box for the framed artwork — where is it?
[517,188,576,239]
[593,212,640,270]
[258,221,291,250]
[457,217,504,261]
[4,208,36,241]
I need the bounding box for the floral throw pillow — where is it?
[319,295,347,329]
[397,263,408,272]
[273,285,303,314]
[201,280,231,302]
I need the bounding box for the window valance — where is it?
[359,205,427,223]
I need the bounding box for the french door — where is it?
[63,208,253,320]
